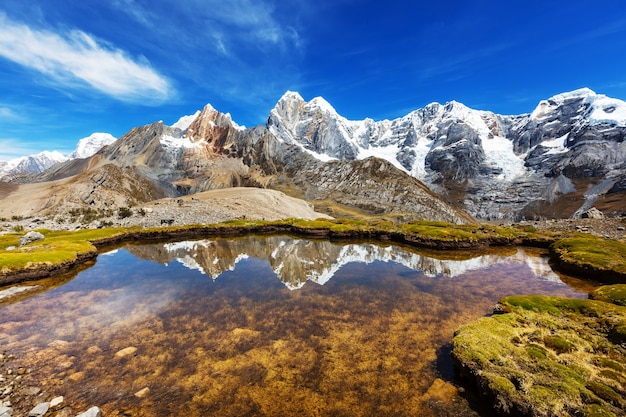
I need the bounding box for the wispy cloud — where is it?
[417,42,515,82]
[0,106,24,121]
[0,138,56,161]
[109,0,302,112]
[0,12,174,103]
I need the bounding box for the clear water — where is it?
[0,236,591,416]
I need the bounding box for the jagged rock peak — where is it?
[185,103,243,143]
[271,91,339,123]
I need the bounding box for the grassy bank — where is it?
[1,219,625,286]
[552,235,626,282]
[452,286,626,416]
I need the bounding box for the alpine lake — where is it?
[0,235,601,416]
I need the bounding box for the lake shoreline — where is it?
[2,219,625,289]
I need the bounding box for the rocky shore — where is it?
[1,351,100,417]
[526,217,626,240]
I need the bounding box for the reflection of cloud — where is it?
[0,12,172,103]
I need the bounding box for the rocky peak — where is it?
[184,103,243,155]
[268,91,359,159]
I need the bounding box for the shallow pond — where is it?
[0,236,594,416]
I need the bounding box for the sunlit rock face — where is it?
[11,88,625,221]
[269,89,626,219]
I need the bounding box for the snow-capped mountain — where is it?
[268,88,626,219]
[5,88,624,221]
[0,132,117,178]
[0,150,68,177]
[67,132,117,159]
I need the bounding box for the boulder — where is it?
[581,207,604,219]
[76,406,101,417]
[28,402,49,417]
[19,231,45,246]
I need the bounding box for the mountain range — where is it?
[125,237,561,290]
[2,88,625,222]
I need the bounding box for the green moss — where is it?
[0,228,126,271]
[586,381,623,407]
[452,295,626,416]
[544,335,574,354]
[583,404,616,417]
[592,285,626,306]
[488,375,516,394]
[552,236,626,275]
[598,369,626,385]
[596,358,624,373]
[526,343,548,360]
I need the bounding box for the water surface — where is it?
[0,236,590,416]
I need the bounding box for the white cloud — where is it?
[0,138,51,161]
[0,12,173,103]
[0,106,23,121]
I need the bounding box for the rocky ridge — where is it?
[268,89,626,220]
[3,103,470,224]
[3,88,625,223]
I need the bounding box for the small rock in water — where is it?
[134,387,150,398]
[19,231,45,246]
[25,387,40,396]
[76,406,102,417]
[86,346,102,355]
[28,402,49,417]
[0,405,13,417]
[114,346,137,358]
[50,396,64,409]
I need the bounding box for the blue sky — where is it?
[1,0,626,160]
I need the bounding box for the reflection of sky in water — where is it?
[0,237,590,417]
[1,237,584,350]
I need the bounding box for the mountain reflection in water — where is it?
[0,236,587,417]
[125,236,562,289]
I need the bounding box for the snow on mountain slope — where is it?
[171,110,201,130]
[68,132,117,159]
[0,132,117,177]
[268,88,626,219]
[0,151,68,177]
[531,88,626,127]
[269,91,528,183]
